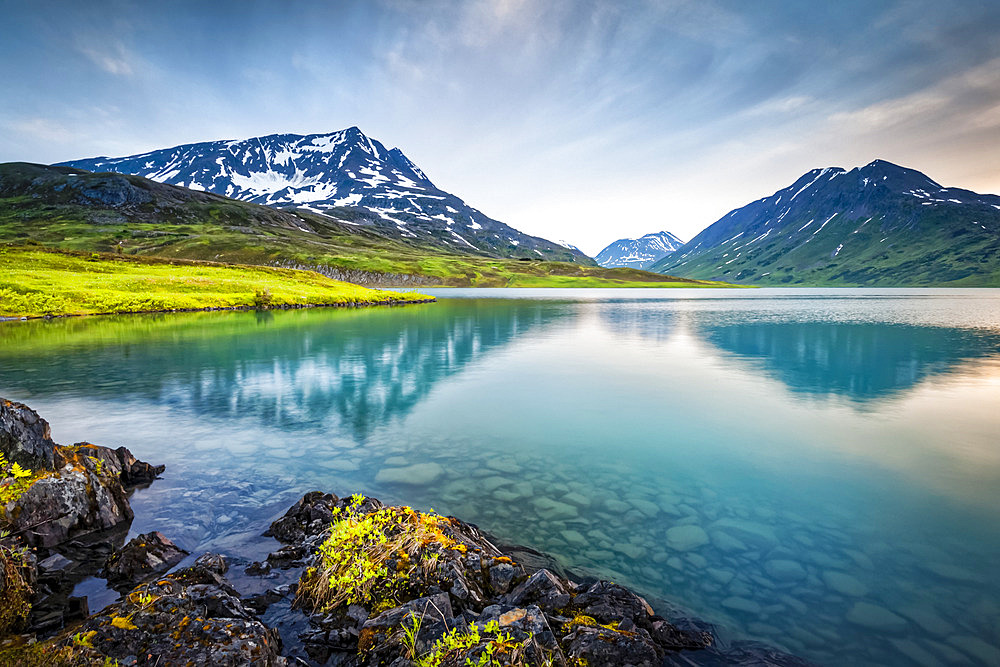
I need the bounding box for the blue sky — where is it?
[2,0,999,254]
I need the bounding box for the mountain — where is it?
[652,160,1000,286]
[57,127,589,263]
[0,162,717,288]
[595,231,684,269]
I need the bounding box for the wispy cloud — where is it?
[76,38,136,76]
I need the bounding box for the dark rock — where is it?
[503,568,571,612]
[564,625,660,667]
[264,491,340,543]
[650,618,714,651]
[246,560,272,576]
[37,552,74,574]
[488,561,516,594]
[245,588,287,615]
[68,174,153,207]
[573,580,655,624]
[69,554,284,666]
[1,400,164,550]
[101,531,188,589]
[194,552,229,575]
[55,442,165,488]
[479,604,561,651]
[0,397,57,470]
[267,544,308,568]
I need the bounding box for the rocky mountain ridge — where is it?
[652,160,1000,286]
[58,128,589,263]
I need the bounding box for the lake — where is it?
[1,288,999,666]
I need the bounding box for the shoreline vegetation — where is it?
[0,244,434,319]
[0,398,808,666]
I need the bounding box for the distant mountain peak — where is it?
[652,160,1000,286]
[595,230,684,269]
[57,128,588,263]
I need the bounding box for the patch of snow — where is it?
[450,231,476,248]
[812,212,838,235]
[789,169,827,202]
[833,243,844,257]
[330,193,363,206]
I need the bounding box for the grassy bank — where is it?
[0,245,432,318]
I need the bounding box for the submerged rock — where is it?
[665,525,710,552]
[101,531,189,589]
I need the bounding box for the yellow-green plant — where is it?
[296,495,468,614]
[406,619,536,667]
[0,454,34,509]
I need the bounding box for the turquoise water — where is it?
[1,288,999,665]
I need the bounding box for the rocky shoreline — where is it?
[0,398,810,666]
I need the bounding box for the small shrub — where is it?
[252,288,273,310]
[295,495,467,614]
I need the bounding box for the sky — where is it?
[2,0,1000,256]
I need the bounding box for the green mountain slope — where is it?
[652,160,1000,286]
[0,163,724,288]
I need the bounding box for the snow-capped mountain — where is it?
[594,231,684,269]
[58,127,588,262]
[652,160,1000,285]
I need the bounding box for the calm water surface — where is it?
[1,288,999,666]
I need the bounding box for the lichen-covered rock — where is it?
[7,456,134,548]
[563,624,660,667]
[60,443,165,487]
[69,554,285,666]
[0,398,57,470]
[101,531,189,589]
[0,399,164,549]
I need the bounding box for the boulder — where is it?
[101,531,189,589]
[1,398,165,549]
[7,453,135,548]
[0,398,57,470]
[503,568,571,612]
[61,443,165,487]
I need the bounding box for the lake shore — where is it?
[0,398,812,666]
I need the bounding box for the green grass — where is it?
[0,245,431,318]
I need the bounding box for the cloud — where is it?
[5,117,74,144]
[76,38,136,76]
[828,56,1000,138]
